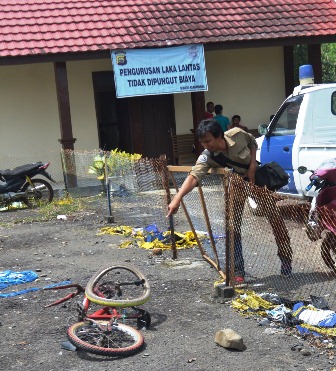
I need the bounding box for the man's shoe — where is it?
[233,276,245,285]
[281,263,292,277]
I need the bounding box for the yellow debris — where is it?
[231,289,276,312]
[98,225,202,250]
[214,278,225,287]
[119,241,133,248]
[298,323,336,337]
[98,225,133,236]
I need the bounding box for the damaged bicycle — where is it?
[44,263,151,357]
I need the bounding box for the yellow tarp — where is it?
[98,225,204,250]
[231,289,275,313]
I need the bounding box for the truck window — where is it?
[332,92,336,115]
[269,96,303,136]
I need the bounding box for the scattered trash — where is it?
[264,327,285,335]
[57,215,67,221]
[258,318,271,326]
[293,302,336,327]
[231,290,275,312]
[266,304,291,322]
[151,248,163,256]
[111,185,131,197]
[60,340,77,352]
[291,343,304,351]
[281,312,303,327]
[232,289,336,338]
[300,348,312,356]
[98,224,201,250]
[11,202,24,209]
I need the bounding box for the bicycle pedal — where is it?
[76,303,86,320]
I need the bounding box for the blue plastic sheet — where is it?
[0,280,71,298]
[0,270,38,289]
[0,270,71,298]
[293,302,336,328]
[145,224,166,242]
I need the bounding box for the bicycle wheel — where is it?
[67,321,144,357]
[85,263,150,307]
[321,232,336,272]
[22,178,54,208]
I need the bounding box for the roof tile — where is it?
[1,0,336,57]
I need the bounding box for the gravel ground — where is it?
[0,205,335,371]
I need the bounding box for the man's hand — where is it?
[245,165,256,184]
[244,146,257,183]
[166,175,198,218]
[167,198,181,217]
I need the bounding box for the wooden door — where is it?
[93,71,176,161]
[128,94,176,162]
[93,72,132,152]
[142,95,175,160]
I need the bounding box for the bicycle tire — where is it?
[321,232,336,272]
[22,178,54,208]
[85,263,151,307]
[67,321,144,357]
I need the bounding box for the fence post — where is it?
[224,173,232,286]
[104,153,114,223]
[60,149,78,188]
[60,150,69,195]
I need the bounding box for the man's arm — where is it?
[167,175,198,217]
[245,146,257,183]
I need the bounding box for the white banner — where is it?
[111,44,208,98]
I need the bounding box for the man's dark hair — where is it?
[206,101,214,110]
[232,114,241,121]
[196,119,224,139]
[214,104,223,115]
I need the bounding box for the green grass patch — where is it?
[0,195,105,225]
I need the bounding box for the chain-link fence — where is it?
[2,151,335,308]
[59,151,171,229]
[60,149,104,197]
[108,157,171,231]
[168,166,336,309]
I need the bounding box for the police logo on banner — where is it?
[115,52,127,66]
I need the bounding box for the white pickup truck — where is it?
[256,83,336,199]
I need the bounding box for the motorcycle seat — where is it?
[0,162,43,178]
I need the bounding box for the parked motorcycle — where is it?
[300,158,336,272]
[0,162,55,209]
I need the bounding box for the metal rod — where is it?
[197,184,221,271]
[160,156,177,260]
[104,153,112,217]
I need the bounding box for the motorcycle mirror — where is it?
[298,166,307,174]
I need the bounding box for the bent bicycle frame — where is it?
[44,283,149,325]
